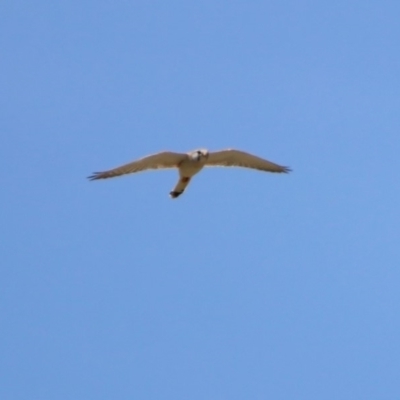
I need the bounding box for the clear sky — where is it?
[1,1,400,399]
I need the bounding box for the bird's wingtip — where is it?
[87,172,102,181]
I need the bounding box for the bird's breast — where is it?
[179,159,204,176]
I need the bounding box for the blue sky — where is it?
[1,1,399,399]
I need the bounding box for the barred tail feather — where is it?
[169,177,191,199]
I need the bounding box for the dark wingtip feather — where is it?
[87,172,103,181]
[282,166,292,173]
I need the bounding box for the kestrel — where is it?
[88,148,291,198]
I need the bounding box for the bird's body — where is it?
[88,148,291,198]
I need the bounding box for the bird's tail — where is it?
[170,177,191,199]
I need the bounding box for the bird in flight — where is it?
[88,148,291,198]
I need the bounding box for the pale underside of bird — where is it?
[88,148,291,198]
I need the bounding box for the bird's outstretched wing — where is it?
[88,151,186,180]
[206,149,291,173]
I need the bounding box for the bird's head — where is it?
[192,148,209,161]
